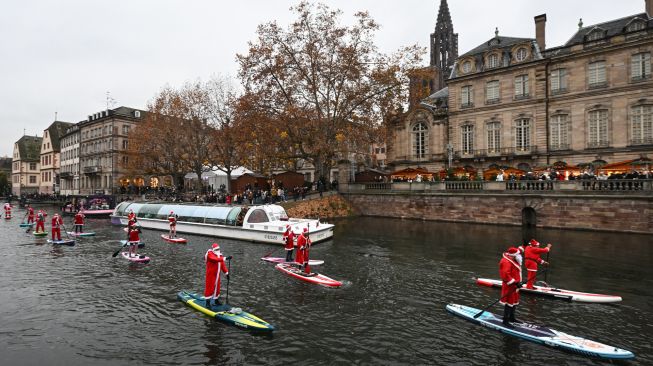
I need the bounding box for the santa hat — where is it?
[303,227,308,233]
[170,211,174,214]
[529,239,540,246]
[506,247,519,256]
[285,225,290,229]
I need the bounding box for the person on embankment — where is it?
[499,247,523,328]
[282,225,295,262]
[204,243,229,307]
[521,239,552,289]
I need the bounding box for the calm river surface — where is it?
[0,205,651,365]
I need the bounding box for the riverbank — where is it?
[282,193,357,219]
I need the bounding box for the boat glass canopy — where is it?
[114,202,259,227]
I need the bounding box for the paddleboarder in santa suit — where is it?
[26,205,35,224]
[499,247,523,327]
[168,211,178,238]
[73,210,85,233]
[521,239,552,289]
[35,210,47,233]
[4,203,12,218]
[296,228,312,273]
[204,243,229,307]
[282,225,295,262]
[51,213,63,241]
[127,226,141,257]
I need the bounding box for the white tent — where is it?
[185,166,253,190]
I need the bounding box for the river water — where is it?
[0,206,650,366]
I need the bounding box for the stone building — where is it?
[78,106,145,195]
[59,124,81,196]
[11,135,42,195]
[388,1,653,175]
[39,121,74,194]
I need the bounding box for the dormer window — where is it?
[487,54,499,69]
[515,47,528,62]
[462,60,472,74]
[586,28,605,42]
[626,19,646,32]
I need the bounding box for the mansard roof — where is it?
[15,135,42,162]
[44,121,74,152]
[564,13,651,46]
[460,36,534,58]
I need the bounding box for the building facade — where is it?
[39,121,74,194]
[388,1,653,175]
[11,135,42,195]
[78,106,145,195]
[59,124,81,196]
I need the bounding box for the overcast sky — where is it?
[0,0,644,157]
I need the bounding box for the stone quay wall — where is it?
[341,191,653,234]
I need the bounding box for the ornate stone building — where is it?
[388,1,653,175]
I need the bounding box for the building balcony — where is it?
[455,146,539,160]
[586,141,610,149]
[629,137,653,146]
[59,172,73,179]
[83,166,102,174]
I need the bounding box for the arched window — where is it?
[486,122,501,152]
[412,122,428,159]
[588,109,609,148]
[515,118,531,151]
[630,105,653,145]
[515,47,528,62]
[487,54,500,68]
[461,124,474,154]
[550,115,570,150]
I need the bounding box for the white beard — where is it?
[515,253,523,265]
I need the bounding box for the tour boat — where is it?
[110,202,334,245]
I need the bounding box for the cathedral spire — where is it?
[430,0,458,86]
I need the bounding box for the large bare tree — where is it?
[237,1,423,181]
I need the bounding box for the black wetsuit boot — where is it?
[509,305,523,324]
[502,305,513,328]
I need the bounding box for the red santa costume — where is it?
[296,228,311,273]
[4,203,12,218]
[499,247,522,326]
[27,206,35,224]
[127,227,140,256]
[35,210,47,232]
[168,211,177,238]
[282,225,295,262]
[74,212,85,233]
[204,243,229,306]
[51,214,63,240]
[524,239,551,289]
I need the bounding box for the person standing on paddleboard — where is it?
[73,210,85,233]
[297,228,312,273]
[168,211,178,238]
[4,203,12,218]
[127,225,141,257]
[51,213,63,241]
[204,243,229,307]
[282,225,295,262]
[499,247,523,327]
[521,239,552,289]
[35,210,47,233]
[26,205,35,224]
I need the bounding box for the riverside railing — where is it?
[350,179,653,194]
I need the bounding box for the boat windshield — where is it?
[204,206,234,225]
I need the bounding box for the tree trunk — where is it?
[194,167,204,192]
[226,171,232,194]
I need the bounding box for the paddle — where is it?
[474,268,549,319]
[112,241,129,257]
[544,250,550,283]
[21,212,28,224]
[61,223,72,240]
[225,255,233,304]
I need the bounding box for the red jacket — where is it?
[51,215,63,228]
[28,207,34,218]
[168,215,177,226]
[524,246,549,271]
[128,229,140,242]
[74,213,85,225]
[282,229,295,250]
[499,253,522,306]
[296,233,311,263]
[37,211,47,222]
[204,250,228,298]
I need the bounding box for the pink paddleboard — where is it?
[121,252,150,263]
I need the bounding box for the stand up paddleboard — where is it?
[446,303,634,360]
[177,291,275,332]
[475,278,622,303]
[19,223,35,228]
[261,257,324,266]
[47,239,76,246]
[33,231,48,237]
[67,231,96,237]
[120,240,145,248]
[121,252,150,263]
[275,263,342,288]
[161,234,187,244]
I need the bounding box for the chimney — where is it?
[534,14,547,51]
[647,0,653,17]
